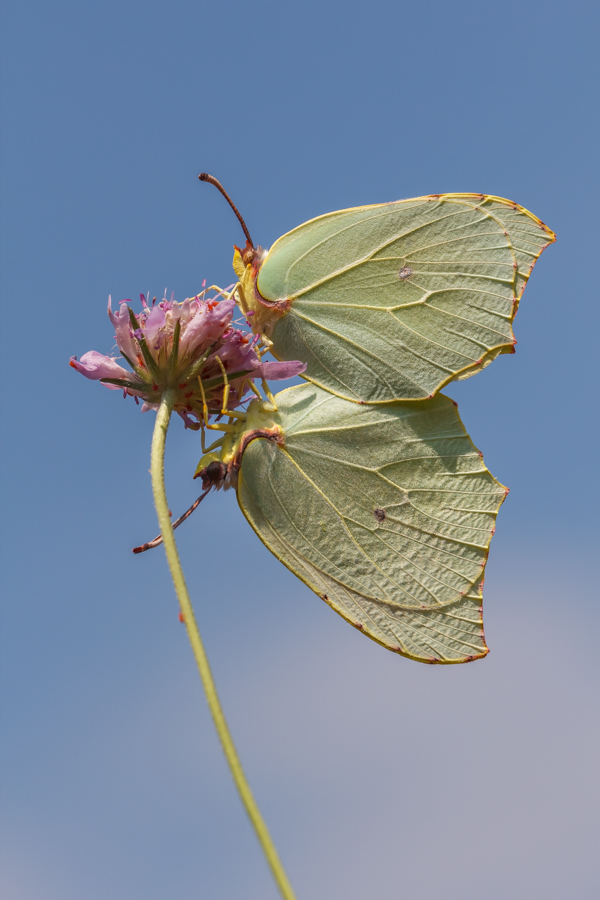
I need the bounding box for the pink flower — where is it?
[71,289,307,428]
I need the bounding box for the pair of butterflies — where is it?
[207,190,555,664]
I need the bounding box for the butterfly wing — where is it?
[236,383,507,663]
[255,194,555,402]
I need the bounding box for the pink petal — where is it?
[179,297,235,356]
[107,295,116,325]
[143,304,167,349]
[113,304,138,361]
[212,332,260,373]
[251,361,307,380]
[70,351,130,383]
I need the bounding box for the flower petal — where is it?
[211,330,260,373]
[143,304,167,348]
[70,351,130,384]
[113,303,138,361]
[177,409,202,430]
[179,297,235,357]
[251,360,307,380]
[107,295,116,325]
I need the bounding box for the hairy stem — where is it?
[150,389,297,900]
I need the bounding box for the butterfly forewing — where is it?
[257,194,554,403]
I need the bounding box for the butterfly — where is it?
[185,178,555,663]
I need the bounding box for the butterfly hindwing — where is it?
[237,383,507,663]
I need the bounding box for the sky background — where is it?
[1,0,599,898]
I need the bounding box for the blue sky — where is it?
[1,0,599,898]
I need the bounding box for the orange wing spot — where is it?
[178,611,185,623]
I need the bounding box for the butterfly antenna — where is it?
[132,487,212,554]
[198,173,255,249]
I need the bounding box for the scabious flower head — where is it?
[70,289,305,428]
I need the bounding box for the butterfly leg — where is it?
[195,283,231,300]
[197,374,238,438]
[233,281,248,315]
[197,361,247,453]
[261,376,278,410]
[201,433,226,455]
[215,356,231,414]
[247,380,263,400]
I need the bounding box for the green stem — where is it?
[150,389,298,900]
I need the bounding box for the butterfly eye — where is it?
[398,266,413,279]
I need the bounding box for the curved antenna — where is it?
[132,486,211,553]
[198,173,254,248]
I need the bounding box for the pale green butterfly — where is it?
[175,178,553,663]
